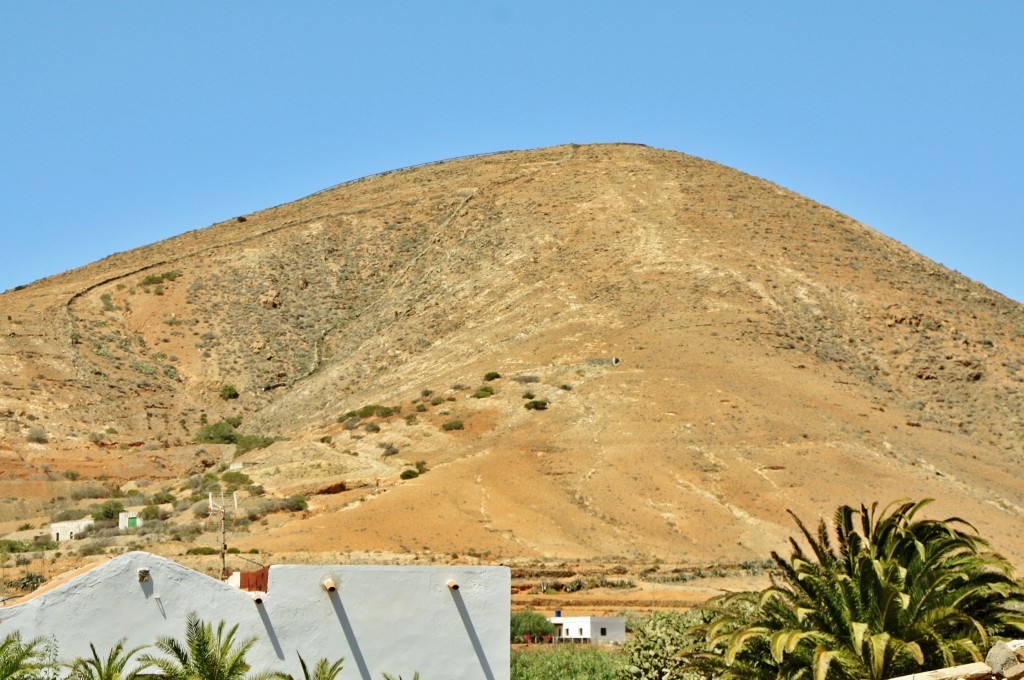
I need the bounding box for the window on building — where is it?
[600,627,607,636]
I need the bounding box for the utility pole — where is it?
[208,492,237,580]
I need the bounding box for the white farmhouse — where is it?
[49,518,94,542]
[0,551,511,680]
[549,615,627,643]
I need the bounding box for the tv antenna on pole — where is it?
[209,491,237,580]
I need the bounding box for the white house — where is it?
[549,615,627,644]
[49,518,95,542]
[0,551,511,680]
[118,511,143,530]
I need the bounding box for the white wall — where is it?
[549,616,626,643]
[0,552,510,680]
[49,519,94,542]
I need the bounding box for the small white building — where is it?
[549,615,627,644]
[49,518,95,542]
[118,511,143,530]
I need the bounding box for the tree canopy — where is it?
[685,499,1024,680]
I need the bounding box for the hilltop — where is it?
[2,144,1024,607]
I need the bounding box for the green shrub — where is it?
[63,470,81,480]
[524,400,549,411]
[442,420,464,431]
[415,460,428,474]
[511,645,623,680]
[364,423,381,433]
[140,505,160,521]
[430,396,444,406]
[356,404,400,419]
[52,508,89,522]
[400,469,419,480]
[472,386,494,399]
[151,490,176,504]
[196,420,237,444]
[510,610,555,642]
[484,371,502,382]
[415,404,428,412]
[7,572,46,592]
[221,471,252,487]
[219,385,240,400]
[91,500,125,521]
[619,611,707,680]
[234,434,275,454]
[282,495,307,512]
[186,546,217,555]
[25,426,48,443]
[71,485,109,500]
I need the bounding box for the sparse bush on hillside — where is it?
[139,504,161,521]
[186,546,217,555]
[151,490,176,504]
[484,371,501,381]
[90,500,124,521]
[380,443,399,458]
[524,399,549,411]
[220,471,252,488]
[196,419,237,444]
[472,386,494,399]
[357,404,399,418]
[71,485,109,500]
[364,423,381,433]
[400,469,419,480]
[52,508,90,522]
[442,420,464,431]
[219,384,240,400]
[234,434,275,455]
[25,426,48,443]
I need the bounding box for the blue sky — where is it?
[2,3,1021,301]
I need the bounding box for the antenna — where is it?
[208,491,238,580]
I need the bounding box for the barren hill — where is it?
[3,143,1024,583]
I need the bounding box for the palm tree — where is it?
[65,639,148,680]
[284,655,343,680]
[687,500,1024,680]
[139,612,280,680]
[0,632,45,680]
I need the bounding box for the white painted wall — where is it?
[49,519,94,542]
[549,616,626,643]
[0,552,510,680]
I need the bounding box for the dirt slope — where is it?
[2,144,1024,584]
